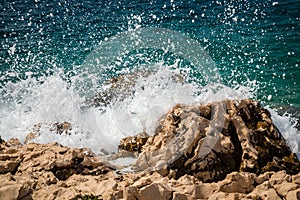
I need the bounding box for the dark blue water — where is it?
[1,0,300,108]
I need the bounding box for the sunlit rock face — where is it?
[129,99,300,182]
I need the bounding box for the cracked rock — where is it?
[133,99,300,182]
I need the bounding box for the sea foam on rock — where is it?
[0,99,300,200]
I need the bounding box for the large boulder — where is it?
[132,99,300,182]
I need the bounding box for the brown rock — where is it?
[218,172,256,194]
[269,170,291,186]
[36,171,58,189]
[18,143,111,180]
[286,188,300,200]
[274,181,300,197]
[119,131,149,153]
[0,138,299,200]
[133,99,299,182]
[72,176,117,197]
[32,185,64,200]
[49,122,72,135]
[6,138,22,148]
[293,173,300,184]
[173,185,195,198]
[0,183,22,200]
[208,192,246,200]
[0,137,115,199]
[24,133,37,144]
[249,181,281,200]
[0,160,20,173]
[172,192,194,200]
[255,171,274,184]
[136,183,172,200]
[194,182,219,199]
[171,175,198,197]
[257,188,281,200]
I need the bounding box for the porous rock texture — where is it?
[133,99,300,182]
[1,99,300,200]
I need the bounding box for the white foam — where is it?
[267,107,300,158]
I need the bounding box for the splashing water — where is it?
[0,61,298,159]
[0,0,299,165]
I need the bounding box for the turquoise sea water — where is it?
[0,0,300,156]
[1,0,299,106]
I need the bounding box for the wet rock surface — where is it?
[85,70,185,108]
[1,99,300,200]
[119,132,149,153]
[85,70,154,108]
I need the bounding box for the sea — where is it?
[0,0,299,162]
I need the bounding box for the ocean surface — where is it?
[0,0,300,161]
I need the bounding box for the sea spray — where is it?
[1,61,297,154]
[1,66,300,172]
[267,107,300,158]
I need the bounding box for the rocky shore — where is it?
[1,99,300,200]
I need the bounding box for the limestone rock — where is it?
[0,138,113,199]
[293,173,300,184]
[49,122,72,135]
[133,99,300,182]
[218,172,256,194]
[194,182,219,199]
[0,183,22,200]
[255,171,274,184]
[208,192,246,200]
[0,139,300,200]
[136,183,172,200]
[0,160,20,173]
[248,181,281,200]
[253,188,281,200]
[286,188,300,200]
[118,131,149,153]
[172,192,194,200]
[274,181,299,197]
[0,99,300,200]
[269,170,291,186]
